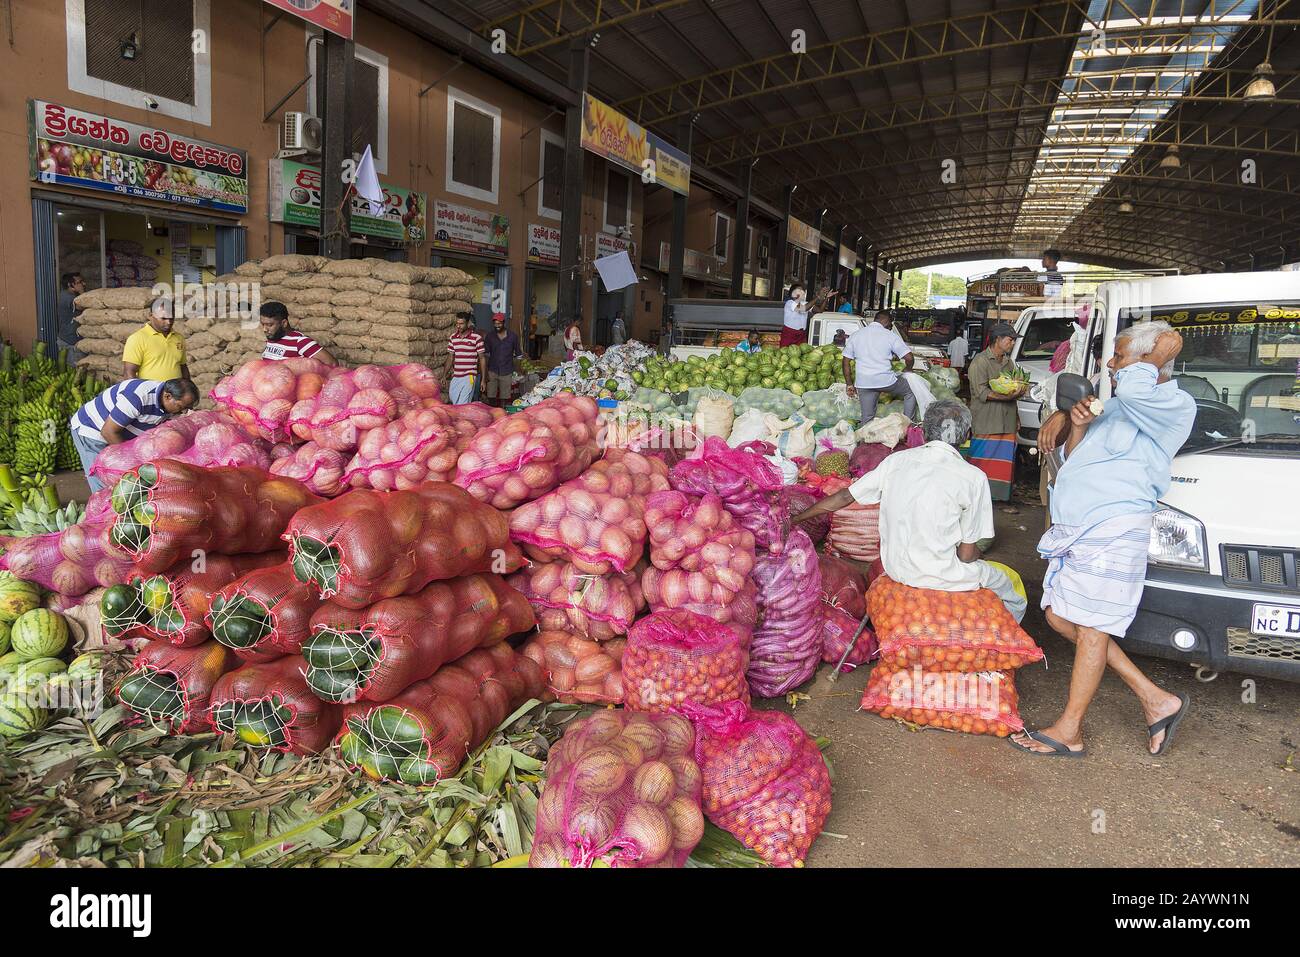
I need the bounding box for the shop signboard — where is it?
[596,231,636,261]
[29,100,248,214]
[432,201,509,257]
[263,0,353,38]
[787,215,820,254]
[968,277,1044,298]
[527,223,560,266]
[269,159,426,243]
[580,94,691,196]
[838,244,858,270]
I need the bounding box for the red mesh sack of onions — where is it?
[784,486,829,545]
[284,482,524,609]
[89,410,269,486]
[0,489,132,597]
[641,568,759,629]
[859,663,1024,737]
[818,553,868,619]
[343,402,501,491]
[116,639,237,734]
[530,709,705,868]
[210,357,337,443]
[868,575,1044,673]
[507,560,644,639]
[680,700,832,867]
[520,629,626,704]
[207,561,323,658]
[453,394,601,509]
[508,448,669,574]
[102,550,285,647]
[828,502,881,564]
[622,609,750,712]
[820,604,877,673]
[300,573,534,704]
[670,436,789,552]
[336,642,543,785]
[748,528,824,698]
[287,363,442,453]
[208,656,343,755]
[269,442,349,496]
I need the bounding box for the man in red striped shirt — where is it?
[447,313,486,404]
[259,301,336,365]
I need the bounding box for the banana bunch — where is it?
[0,497,82,536]
[15,384,60,476]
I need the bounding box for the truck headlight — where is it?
[1149,506,1207,571]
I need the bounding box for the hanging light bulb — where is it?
[1244,61,1276,101]
[1119,200,1135,214]
[1159,145,1181,169]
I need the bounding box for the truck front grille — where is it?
[1226,627,1300,663]
[1221,545,1298,592]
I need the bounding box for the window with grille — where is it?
[605,168,631,231]
[446,87,500,204]
[83,0,195,105]
[539,131,564,219]
[308,38,388,171]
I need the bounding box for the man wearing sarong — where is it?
[1011,321,1196,758]
[965,322,1023,502]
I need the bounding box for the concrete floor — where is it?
[786,483,1300,868]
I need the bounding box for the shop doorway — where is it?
[594,275,631,347]
[525,268,558,358]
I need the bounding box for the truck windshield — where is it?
[1119,304,1300,453]
[1020,315,1077,360]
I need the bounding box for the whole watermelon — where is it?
[0,574,40,625]
[0,692,48,737]
[10,609,69,660]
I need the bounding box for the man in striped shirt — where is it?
[447,313,486,404]
[70,378,199,491]
[259,301,336,364]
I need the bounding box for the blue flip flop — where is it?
[1008,730,1086,758]
[1148,693,1190,756]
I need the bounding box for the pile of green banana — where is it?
[0,466,82,537]
[0,343,107,479]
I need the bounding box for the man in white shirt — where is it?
[792,400,1026,620]
[947,331,969,370]
[842,309,917,421]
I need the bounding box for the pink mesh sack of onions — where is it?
[748,528,824,698]
[269,441,349,497]
[343,402,501,492]
[0,489,133,596]
[679,700,832,867]
[828,503,881,564]
[210,357,338,442]
[453,393,601,509]
[287,363,442,453]
[89,411,268,485]
[508,448,669,574]
[507,560,645,639]
[622,609,750,712]
[670,436,789,552]
[530,709,705,868]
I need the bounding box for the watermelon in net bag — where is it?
[507,560,645,639]
[859,663,1024,737]
[89,410,270,486]
[530,709,704,868]
[0,489,132,596]
[670,436,788,552]
[209,655,344,755]
[211,357,338,442]
[747,528,823,698]
[269,442,349,497]
[868,575,1044,673]
[681,700,832,867]
[300,573,534,704]
[343,402,501,491]
[508,449,670,574]
[453,394,601,509]
[520,630,626,704]
[107,462,323,574]
[206,561,322,657]
[285,482,524,609]
[99,551,284,647]
[622,609,750,713]
[336,642,543,785]
[117,639,237,733]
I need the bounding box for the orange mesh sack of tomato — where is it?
[622,609,750,712]
[508,449,670,574]
[207,561,323,657]
[749,528,823,698]
[284,482,524,608]
[117,639,237,734]
[681,700,832,867]
[529,709,705,868]
[209,655,343,755]
[859,664,1024,737]
[828,502,881,564]
[211,357,341,443]
[454,394,601,509]
[670,436,788,551]
[100,551,284,647]
[286,363,442,452]
[342,402,501,491]
[508,560,645,639]
[107,461,323,574]
[335,643,544,785]
[868,575,1044,672]
[521,629,626,704]
[300,573,534,704]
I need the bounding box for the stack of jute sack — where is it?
[240,255,477,381]
[71,286,154,383]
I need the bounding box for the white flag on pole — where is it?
[354,145,385,216]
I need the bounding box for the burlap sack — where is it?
[320,259,372,277]
[261,270,290,286]
[369,261,422,284]
[330,275,386,294]
[260,254,321,273]
[285,274,318,290]
[96,287,156,309]
[76,337,120,357]
[331,290,372,306]
[423,267,476,286]
[370,296,425,314]
[367,325,432,343]
[210,321,242,342]
[296,288,334,305]
[333,320,372,338]
[186,316,216,333]
[381,283,435,302]
[234,261,264,277]
[331,306,364,322]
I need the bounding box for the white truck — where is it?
[1077,273,1300,682]
[1009,304,1082,450]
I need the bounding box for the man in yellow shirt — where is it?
[123,297,189,382]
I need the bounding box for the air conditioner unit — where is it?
[281,111,323,153]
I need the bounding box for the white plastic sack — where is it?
[728,408,783,447]
[855,411,912,448]
[765,452,799,485]
[816,421,858,455]
[774,416,815,459]
[900,371,937,419]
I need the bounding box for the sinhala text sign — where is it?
[263,0,353,39]
[580,94,690,196]
[269,159,426,243]
[433,201,510,257]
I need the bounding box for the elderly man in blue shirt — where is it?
[1011,321,1196,759]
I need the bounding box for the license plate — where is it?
[1250,603,1300,638]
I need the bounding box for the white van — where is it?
[1083,273,1300,682]
[1010,304,1081,448]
